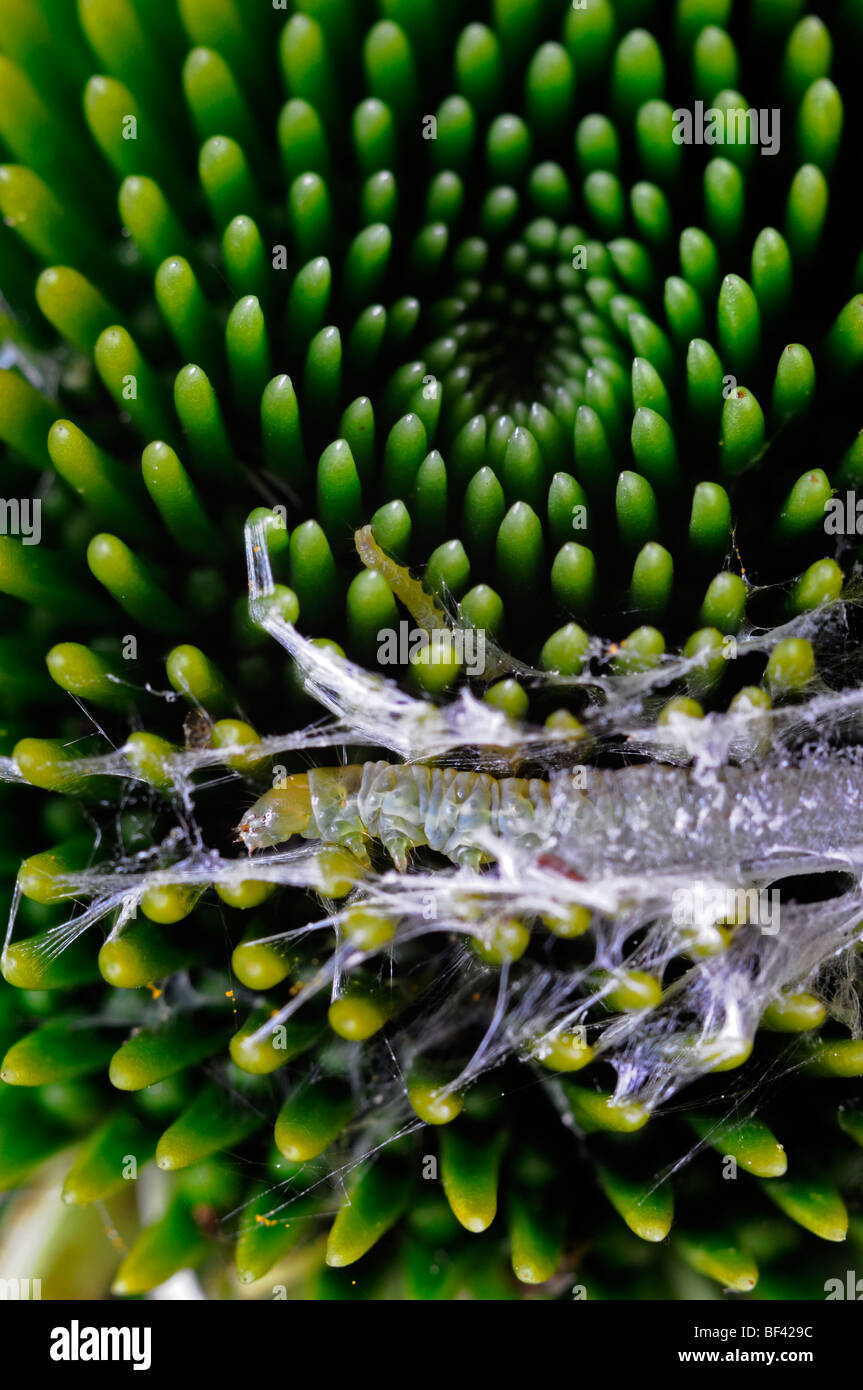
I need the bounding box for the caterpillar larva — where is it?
[238,752,863,881]
[238,762,587,871]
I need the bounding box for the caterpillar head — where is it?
[237,775,313,852]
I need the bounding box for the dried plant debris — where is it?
[1,0,863,1302]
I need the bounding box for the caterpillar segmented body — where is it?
[238,762,588,870]
[238,753,863,883]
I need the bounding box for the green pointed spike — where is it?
[699,572,747,633]
[182,45,258,152]
[440,1125,505,1234]
[525,43,575,139]
[458,468,503,563]
[782,16,833,102]
[719,387,765,478]
[785,163,829,263]
[689,482,732,556]
[3,930,100,991]
[112,1197,207,1296]
[704,157,744,246]
[575,114,620,175]
[761,989,825,1031]
[675,1231,758,1292]
[774,469,831,542]
[347,570,399,660]
[563,0,616,77]
[824,295,863,378]
[109,1012,233,1091]
[718,274,761,377]
[631,407,679,490]
[761,1174,848,1242]
[627,312,674,384]
[616,471,660,549]
[551,542,597,617]
[688,1113,787,1177]
[0,367,60,469]
[635,100,682,186]
[370,500,412,563]
[508,1189,565,1284]
[664,276,705,345]
[611,28,665,122]
[155,1081,263,1171]
[87,533,184,633]
[496,502,544,596]
[751,228,793,321]
[119,175,192,270]
[98,919,206,989]
[275,1080,353,1161]
[2,1020,117,1086]
[424,540,470,602]
[596,1163,674,1242]
[326,1159,412,1266]
[502,426,544,511]
[804,1038,863,1078]
[173,364,239,482]
[797,78,843,173]
[692,24,739,97]
[18,833,100,902]
[612,624,665,675]
[35,265,117,354]
[631,542,673,616]
[787,560,842,616]
[229,1008,320,1076]
[583,171,626,238]
[63,1110,156,1205]
[363,20,417,126]
[142,442,223,558]
[686,338,725,430]
[771,344,815,427]
[46,640,131,712]
[564,1084,649,1134]
[94,325,176,442]
[317,438,363,544]
[679,226,721,304]
[235,1186,320,1286]
[0,165,106,273]
[574,405,616,495]
[289,520,340,625]
[630,181,673,250]
[48,420,152,540]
